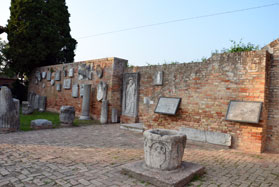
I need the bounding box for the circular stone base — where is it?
[79,116,91,120]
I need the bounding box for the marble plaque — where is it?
[56,84,61,91]
[225,101,262,124]
[153,71,163,86]
[72,84,79,98]
[97,81,107,101]
[78,64,87,80]
[47,72,52,81]
[42,72,47,79]
[55,70,61,81]
[42,83,45,88]
[63,79,71,89]
[154,97,181,115]
[122,73,139,117]
[96,65,103,78]
[69,68,74,77]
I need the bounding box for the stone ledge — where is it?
[121,160,204,187]
[120,123,144,132]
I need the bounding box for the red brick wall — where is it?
[29,57,127,122]
[125,51,269,153]
[266,39,279,152]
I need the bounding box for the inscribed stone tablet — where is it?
[63,79,71,89]
[96,65,103,78]
[50,79,55,86]
[69,68,74,77]
[225,101,262,124]
[72,84,79,98]
[97,81,107,101]
[154,97,181,115]
[47,72,52,81]
[35,71,41,81]
[55,70,61,81]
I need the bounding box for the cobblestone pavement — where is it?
[0,124,278,187]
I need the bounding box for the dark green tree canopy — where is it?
[5,0,77,77]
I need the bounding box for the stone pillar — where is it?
[79,84,91,120]
[38,96,46,112]
[143,129,186,171]
[0,86,20,132]
[34,95,40,110]
[111,108,118,123]
[100,100,108,124]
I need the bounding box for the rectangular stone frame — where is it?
[154,97,181,115]
[122,73,140,117]
[225,100,263,124]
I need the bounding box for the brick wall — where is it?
[266,39,279,152]
[125,51,269,153]
[29,57,127,122]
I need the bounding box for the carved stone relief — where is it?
[153,71,163,86]
[72,84,79,98]
[122,73,139,117]
[96,65,103,78]
[50,80,55,86]
[55,70,61,81]
[78,64,93,80]
[47,72,52,81]
[42,72,47,79]
[63,79,71,89]
[56,84,61,91]
[97,81,107,101]
[69,68,74,77]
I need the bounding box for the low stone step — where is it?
[120,123,144,133]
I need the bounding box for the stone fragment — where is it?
[0,86,20,132]
[63,70,67,77]
[35,71,41,81]
[69,68,74,77]
[153,71,163,86]
[31,119,53,129]
[60,106,75,125]
[34,95,40,110]
[72,84,79,98]
[63,79,71,89]
[13,98,20,116]
[56,84,61,91]
[96,65,103,78]
[38,96,46,112]
[50,79,55,86]
[111,108,118,123]
[42,72,47,79]
[144,129,186,171]
[42,83,45,88]
[80,84,84,97]
[79,84,91,120]
[22,101,34,115]
[55,70,61,81]
[97,81,107,101]
[100,100,108,124]
[47,72,52,81]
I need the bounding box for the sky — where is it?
[0,0,279,66]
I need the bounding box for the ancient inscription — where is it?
[42,72,47,79]
[56,84,61,91]
[72,84,79,98]
[55,70,61,81]
[153,71,163,86]
[97,81,107,101]
[63,79,71,89]
[96,65,103,78]
[69,68,74,77]
[154,97,181,115]
[47,72,52,81]
[226,101,262,124]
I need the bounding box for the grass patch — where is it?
[20,110,100,131]
[20,110,60,131]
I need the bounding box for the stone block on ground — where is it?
[31,119,53,130]
[38,96,47,112]
[120,123,144,132]
[60,106,75,126]
[122,160,205,187]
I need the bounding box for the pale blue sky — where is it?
[0,0,278,66]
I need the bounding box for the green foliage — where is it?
[5,0,77,77]
[225,40,259,53]
[11,79,28,102]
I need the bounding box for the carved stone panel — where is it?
[55,70,61,81]
[50,80,55,86]
[63,79,71,89]
[97,81,107,101]
[154,97,181,115]
[80,84,84,97]
[153,71,163,86]
[47,72,52,81]
[72,84,79,98]
[122,73,139,117]
[69,68,74,77]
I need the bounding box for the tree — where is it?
[5,0,77,77]
[0,26,6,34]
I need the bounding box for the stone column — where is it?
[79,84,91,120]
[100,100,108,124]
[38,96,46,112]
